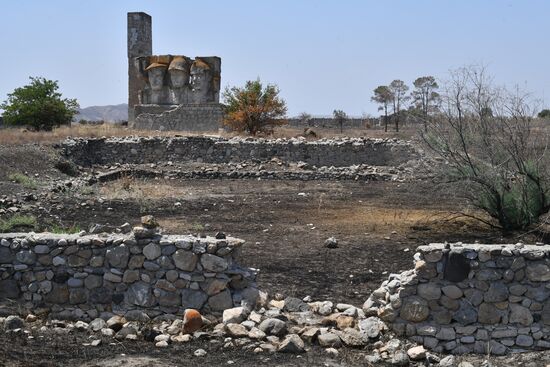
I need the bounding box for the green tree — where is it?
[1,77,79,131]
[223,79,287,135]
[389,80,410,132]
[538,109,550,119]
[333,109,347,133]
[371,85,393,132]
[412,76,440,131]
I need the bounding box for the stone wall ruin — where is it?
[0,223,258,321]
[60,136,418,168]
[364,243,550,354]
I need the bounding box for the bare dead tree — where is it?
[422,65,550,231]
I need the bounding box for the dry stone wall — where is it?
[363,243,550,355]
[60,136,418,168]
[0,225,258,321]
[133,104,224,132]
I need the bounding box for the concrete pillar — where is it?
[127,12,152,124]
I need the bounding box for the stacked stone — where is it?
[134,103,225,132]
[363,243,550,355]
[0,218,257,321]
[61,136,418,168]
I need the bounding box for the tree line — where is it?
[371,77,440,133]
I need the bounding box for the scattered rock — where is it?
[194,348,207,357]
[283,297,309,312]
[439,355,456,367]
[317,332,342,348]
[222,307,247,324]
[259,318,287,337]
[278,334,305,353]
[407,345,426,360]
[391,350,409,366]
[324,237,338,249]
[225,323,248,338]
[4,315,24,330]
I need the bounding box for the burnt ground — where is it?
[46,178,504,303]
[0,142,543,366]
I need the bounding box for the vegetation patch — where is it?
[46,223,82,234]
[7,172,39,189]
[0,215,37,233]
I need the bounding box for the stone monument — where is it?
[127,12,223,131]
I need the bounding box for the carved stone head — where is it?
[168,56,190,89]
[145,62,168,91]
[190,59,212,102]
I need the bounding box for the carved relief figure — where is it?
[168,56,190,104]
[143,62,169,104]
[190,58,213,103]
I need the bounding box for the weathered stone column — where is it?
[127,12,152,124]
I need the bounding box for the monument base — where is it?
[132,103,224,132]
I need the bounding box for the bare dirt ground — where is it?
[0,136,545,367]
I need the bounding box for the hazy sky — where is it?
[1,0,548,116]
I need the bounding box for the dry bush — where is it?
[422,65,550,231]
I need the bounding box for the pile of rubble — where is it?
[1,293,486,366]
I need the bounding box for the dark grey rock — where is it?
[181,289,208,310]
[16,250,36,265]
[173,250,198,271]
[484,282,509,303]
[283,297,309,312]
[89,287,112,304]
[259,318,287,337]
[125,282,155,307]
[200,254,228,272]
[4,315,24,330]
[105,245,129,268]
[278,334,305,353]
[453,300,477,325]
[0,280,20,299]
[208,289,233,311]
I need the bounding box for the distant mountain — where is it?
[75,104,128,122]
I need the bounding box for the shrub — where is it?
[54,159,79,177]
[223,79,287,135]
[538,109,550,119]
[422,66,550,231]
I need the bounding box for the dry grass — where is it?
[0,122,425,145]
[311,205,488,235]
[0,125,220,145]
[99,177,190,200]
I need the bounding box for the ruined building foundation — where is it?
[0,225,258,321]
